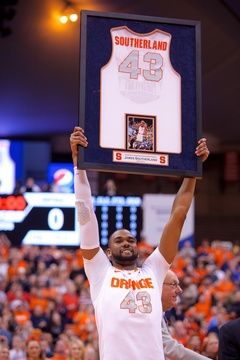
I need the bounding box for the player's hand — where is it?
[70,126,88,165]
[195,138,210,162]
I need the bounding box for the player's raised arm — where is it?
[159,138,210,264]
[70,127,100,260]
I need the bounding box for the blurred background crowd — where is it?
[0,232,240,360]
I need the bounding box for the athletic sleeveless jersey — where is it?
[84,247,169,360]
[136,124,146,141]
[100,26,182,154]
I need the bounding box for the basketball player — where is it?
[136,120,147,142]
[70,126,209,360]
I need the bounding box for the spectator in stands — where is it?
[197,239,213,258]
[201,333,219,359]
[29,288,48,315]
[169,252,186,280]
[0,312,12,346]
[49,312,64,344]
[26,340,46,360]
[7,283,30,307]
[102,179,117,197]
[214,269,236,302]
[39,339,53,359]
[83,344,98,360]
[50,339,68,360]
[9,335,26,360]
[0,344,10,360]
[179,240,197,259]
[231,261,240,285]
[35,247,57,269]
[15,320,34,342]
[40,334,54,358]
[0,258,9,283]
[62,282,79,323]
[180,275,199,307]
[7,248,29,283]
[186,334,202,354]
[211,241,234,269]
[72,304,96,344]
[0,332,9,347]
[207,305,228,335]
[172,320,189,347]
[136,238,154,267]
[11,300,31,330]
[195,258,208,282]
[225,289,240,318]
[182,262,201,286]
[197,276,216,314]
[20,178,41,193]
[68,339,85,360]
[30,305,50,333]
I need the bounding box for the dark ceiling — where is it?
[1,0,240,153]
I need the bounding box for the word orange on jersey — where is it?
[111,277,154,290]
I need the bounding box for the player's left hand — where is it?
[70,126,88,166]
[195,138,210,162]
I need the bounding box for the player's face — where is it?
[107,229,138,267]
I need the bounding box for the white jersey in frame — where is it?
[100,26,182,154]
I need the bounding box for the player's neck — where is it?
[111,260,137,270]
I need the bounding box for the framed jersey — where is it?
[78,10,202,178]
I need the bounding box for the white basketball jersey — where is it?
[100,26,182,154]
[136,124,146,141]
[84,248,169,360]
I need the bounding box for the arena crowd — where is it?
[0,232,240,360]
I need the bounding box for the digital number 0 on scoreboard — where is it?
[78,10,202,178]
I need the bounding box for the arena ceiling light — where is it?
[59,0,80,24]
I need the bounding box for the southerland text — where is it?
[111,277,154,290]
[114,36,168,50]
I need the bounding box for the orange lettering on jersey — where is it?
[129,38,135,47]
[114,36,167,51]
[119,279,130,289]
[133,38,139,48]
[111,277,154,290]
[130,280,141,290]
[111,277,119,287]
[152,41,157,50]
[145,278,154,288]
[139,279,147,288]
[152,41,167,50]
[143,39,151,49]
[158,41,167,50]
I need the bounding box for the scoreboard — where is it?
[93,195,142,246]
[0,193,142,247]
